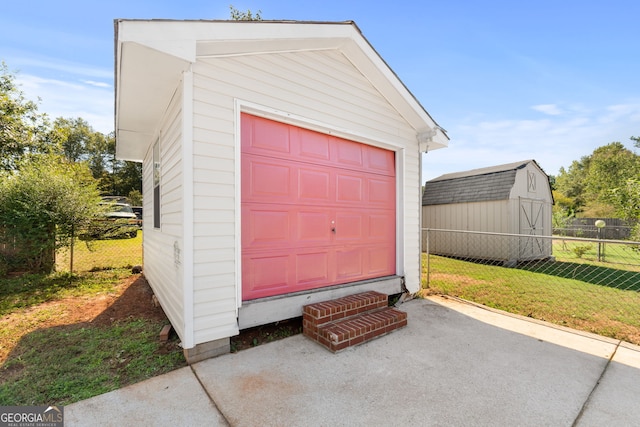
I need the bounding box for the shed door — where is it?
[241,114,396,300]
[519,198,546,259]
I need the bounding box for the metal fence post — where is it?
[70,224,74,274]
[595,220,606,262]
[426,228,430,287]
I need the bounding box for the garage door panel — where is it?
[297,210,332,243]
[367,246,395,275]
[296,251,330,284]
[243,253,291,298]
[368,178,395,204]
[241,113,396,301]
[242,114,291,155]
[297,127,331,161]
[335,248,364,280]
[336,174,364,203]
[367,146,395,175]
[298,167,331,202]
[334,212,363,241]
[368,213,396,240]
[242,207,291,247]
[244,159,292,198]
[336,138,364,168]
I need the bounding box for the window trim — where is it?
[153,140,160,229]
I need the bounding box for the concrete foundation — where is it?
[183,338,230,364]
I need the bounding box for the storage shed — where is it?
[115,20,448,362]
[421,160,553,264]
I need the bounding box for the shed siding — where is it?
[422,161,553,262]
[422,200,511,260]
[190,48,421,342]
[142,83,186,342]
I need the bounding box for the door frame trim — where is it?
[234,99,406,309]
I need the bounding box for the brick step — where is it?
[302,291,407,353]
[302,290,388,327]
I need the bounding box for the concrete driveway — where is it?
[66,296,640,426]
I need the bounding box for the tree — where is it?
[229,5,262,21]
[608,179,640,220]
[585,142,639,203]
[552,190,577,217]
[0,62,49,170]
[110,159,142,198]
[46,117,108,164]
[46,120,142,199]
[0,61,144,274]
[0,154,103,273]
[555,140,640,218]
[554,157,590,207]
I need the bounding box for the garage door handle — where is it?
[331,227,336,233]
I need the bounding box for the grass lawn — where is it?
[1,232,299,406]
[421,252,640,346]
[552,238,640,270]
[0,233,187,406]
[56,231,144,273]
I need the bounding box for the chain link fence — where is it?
[55,229,143,273]
[555,217,637,240]
[421,228,640,346]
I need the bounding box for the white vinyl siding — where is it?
[190,47,423,341]
[142,83,186,343]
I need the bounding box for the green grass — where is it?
[552,238,640,268]
[422,253,640,345]
[56,231,143,273]
[1,236,186,406]
[0,319,184,405]
[0,269,132,316]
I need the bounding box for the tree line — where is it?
[0,7,257,274]
[1,49,638,273]
[0,62,141,273]
[552,138,640,239]
[0,62,141,201]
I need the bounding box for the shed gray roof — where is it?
[422,160,540,206]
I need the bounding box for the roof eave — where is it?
[114,20,448,161]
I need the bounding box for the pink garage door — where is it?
[241,113,396,300]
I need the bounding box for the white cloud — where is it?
[423,101,640,181]
[532,104,564,116]
[11,55,112,80]
[82,80,111,88]
[16,74,113,134]
[600,103,640,125]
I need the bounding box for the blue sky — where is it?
[2,1,639,181]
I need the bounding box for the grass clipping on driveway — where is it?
[0,271,186,406]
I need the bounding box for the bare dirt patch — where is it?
[1,273,303,366]
[0,275,171,364]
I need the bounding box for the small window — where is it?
[153,141,160,228]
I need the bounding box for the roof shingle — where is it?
[422,160,536,206]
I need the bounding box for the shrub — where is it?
[0,155,102,273]
[572,244,593,259]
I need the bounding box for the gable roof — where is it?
[422,160,543,206]
[114,19,449,161]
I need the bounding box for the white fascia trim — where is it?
[182,68,195,348]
